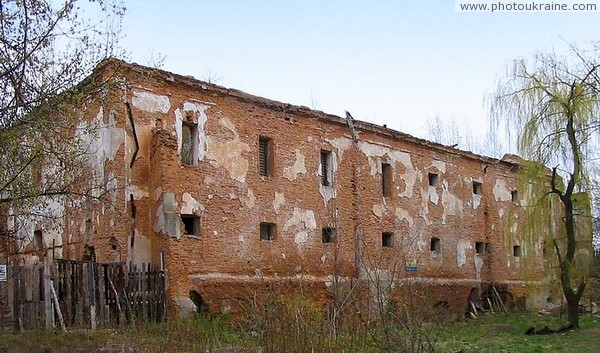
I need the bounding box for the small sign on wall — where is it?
[0,264,7,281]
[404,261,418,272]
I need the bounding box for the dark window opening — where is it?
[321,150,332,186]
[83,245,96,262]
[382,232,394,247]
[382,163,392,196]
[34,230,43,250]
[260,222,276,241]
[475,241,485,254]
[513,245,521,257]
[181,121,198,165]
[473,181,483,195]
[190,290,209,314]
[109,237,118,251]
[128,194,136,219]
[428,173,440,187]
[322,227,336,243]
[430,237,441,253]
[259,136,273,177]
[511,190,519,203]
[434,300,449,310]
[181,215,200,236]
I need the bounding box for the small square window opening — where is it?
[513,245,521,257]
[181,215,200,236]
[260,222,276,241]
[430,237,441,253]
[473,181,483,195]
[475,241,485,254]
[322,227,336,243]
[511,190,519,203]
[34,230,43,250]
[382,232,394,247]
[428,173,440,187]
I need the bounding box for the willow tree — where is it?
[491,48,600,328]
[0,0,125,242]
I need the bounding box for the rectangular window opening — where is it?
[430,237,441,253]
[382,163,392,196]
[181,215,200,236]
[475,241,485,254]
[321,150,332,186]
[473,181,483,195]
[181,121,198,165]
[322,227,336,243]
[382,232,394,247]
[259,136,273,177]
[34,230,43,250]
[511,190,519,203]
[513,245,521,257]
[428,173,440,187]
[260,222,276,241]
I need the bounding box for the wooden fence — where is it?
[0,259,166,331]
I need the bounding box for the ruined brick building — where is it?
[2,59,553,317]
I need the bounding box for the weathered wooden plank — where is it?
[44,259,53,329]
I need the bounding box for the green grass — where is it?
[1,313,599,352]
[437,313,600,353]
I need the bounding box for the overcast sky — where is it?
[121,0,600,143]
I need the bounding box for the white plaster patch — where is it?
[428,186,439,205]
[131,90,171,113]
[174,102,210,162]
[273,192,285,214]
[326,136,352,162]
[284,208,317,231]
[283,149,307,181]
[493,178,512,202]
[181,193,205,214]
[357,141,417,198]
[474,254,484,281]
[372,204,384,218]
[126,184,150,200]
[456,239,471,268]
[206,118,251,183]
[294,231,309,246]
[499,208,506,218]
[319,184,336,206]
[240,189,256,209]
[419,188,431,225]
[395,207,414,227]
[127,229,151,267]
[429,160,446,173]
[472,194,482,209]
[441,180,464,223]
[79,107,126,191]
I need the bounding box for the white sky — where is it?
[121,0,600,143]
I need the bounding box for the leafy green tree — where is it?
[491,47,599,328]
[0,0,125,241]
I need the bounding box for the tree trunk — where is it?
[564,289,580,328]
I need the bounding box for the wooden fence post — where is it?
[44,258,54,329]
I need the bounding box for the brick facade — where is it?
[4,59,553,318]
